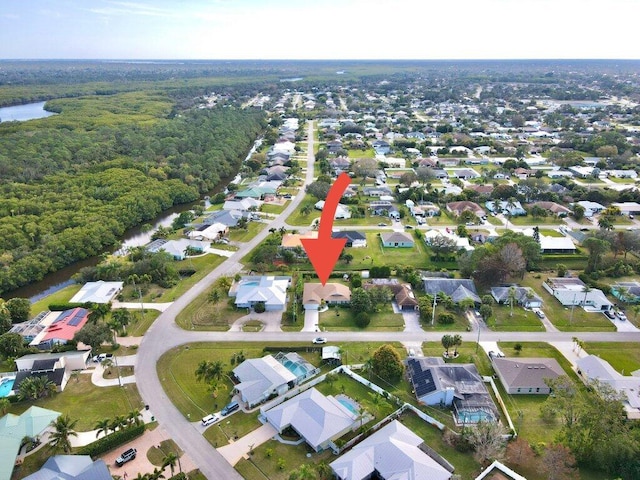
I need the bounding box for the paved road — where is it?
[135,121,318,480]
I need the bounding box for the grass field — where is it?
[261,202,289,215]
[154,254,227,302]
[30,284,82,314]
[228,221,265,242]
[175,290,246,331]
[510,216,562,226]
[126,309,161,336]
[341,232,432,269]
[489,304,546,332]
[319,304,405,331]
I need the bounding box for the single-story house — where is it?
[332,230,367,248]
[423,278,481,304]
[22,456,112,480]
[467,184,494,196]
[450,168,480,180]
[542,277,613,311]
[491,357,565,394]
[363,279,419,311]
[187,222,228,241]
[485,200,526,217]
[363,186,393,197]
[606,170,638,179]
[539,236,576,254]
[30,308,89,349]
[0,407,61,480]
[329,157,351,174]
[613,202,640,216]
[147,238,208,260]
[229,276,291,311]
[223,198,263,212]
[14,350,90,395]
[423,230,473,251]
[203,209,252,228]
[69,281,123,304]
[303,283,351,310]
[446,201,485,218]
[330,420,453,480]
[232,352,316,408]
[234,186,277,200]
[314,200,352,219]
[280,232,318,250]
[261,387,358,452]
[475,461,527,480]
[372,140,391,155]
[528,201,571,217]
[490,286,543,308]
[577,355,640,419]
[380,232,414,248]
[611,282,640,303]
[406,357,498,424]
[575,201,605,217]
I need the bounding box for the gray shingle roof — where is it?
[423,278,480,303]
[492,357,565,390]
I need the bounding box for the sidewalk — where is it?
[112,301,173,312]
[91,357,137,387]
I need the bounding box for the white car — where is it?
[201,414,219,426]
[312,337,327,344]
[616,311,628,321]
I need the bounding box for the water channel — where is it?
[0,101,57,122]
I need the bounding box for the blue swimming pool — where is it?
[337,397,359,415]
[0,376,15,398]
[283,360,307,377]
[457,410,494,424]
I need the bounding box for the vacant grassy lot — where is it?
[228,221,265,242]
[31,283,82,314]
[8,375,143,431]
[175,290,246,331]
[154,254,227,302]
[203,410,262,448]
[319,304,405,331]
[127,309,161,336]
[261,202,289,215]
[489,304,545,332]
[342,232,431,269]
[510,216,562,225]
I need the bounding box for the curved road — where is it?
[136,120,640,479]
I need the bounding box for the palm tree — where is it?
[110,414,128,432]
[452,334,463,356]
[441,334,453,356]
[111,309,131,334]
[316,461,333,480]
[94,418,110,438]
[582,285,592,306]
[162,452,180,476]
[149,467,165,480]
[507,286,518,317]
[49,415,78,453]
[127,409,143,426]
[0,397,10,416]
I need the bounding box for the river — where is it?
[5,137,263,302]
[0,101,57,122]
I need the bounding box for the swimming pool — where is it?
[283,360,308,377]
[457,410,495,424]
[0,376,16,398]
[336,396,360,415]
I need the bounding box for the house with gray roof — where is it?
[330,420,453,480]
[492,357,565,394]
[69,281,123,304]
[331,230,367,248]
[423,278,481,304]
[261,387,358,452]
[406,357,498,424]
[381,232,414,248]
[491,286,542,309]
[203,209,252,228]
[23,455,112,480]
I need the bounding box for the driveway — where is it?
[217,423,277,466]
[302,309,319,332]
[401,310,422,332]
[229,311,283,332]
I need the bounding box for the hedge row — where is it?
[47,302,90,311]
[77,424,145,457]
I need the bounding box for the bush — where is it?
[77,424,145,457]
[47,302,88,311]
[437,313,455,325]
[253,302,266,313]
[355,312,371,328]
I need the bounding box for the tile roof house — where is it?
[281,231,318,249]
[0,406,61,480]
[490,286,542,308]
[423,278,481,304]
[446,201,485,218]
[406,357,498,424]
[303,283,351,310]
[22,455,112,480]
[528,201,571,216]
[331,230,367,248]
[261,388,358,452]
[363,279,419,311]
[69,281,123,304]
[228,276,291,311]
[491,357,565,394]
[330,420,453,480]
[381,232,414,248]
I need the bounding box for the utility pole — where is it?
[569,293,577,325]
[432,294,437,326]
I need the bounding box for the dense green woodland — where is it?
[0,92,266,295]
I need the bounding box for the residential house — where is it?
[232,352,317,408]
[490,286,543,308]
[314,200,352,219]
[450,168,480,180]
[22,456,112,480]
[568,165,598,178]
[330,420,453,480]
[363,279,419,311]
[372,140,391,155]
[406,357,498,424]
[203,209,253,227]
[30,308,89,349]
[423,278,481,304]
[331,230,367,248]
[575,200,605,218]
[485,200,526,216]
[326,140,343,154]
[329,157,351,175]
[467,184,494,196]
[607,170,638,179]
[475,461,527,480]
[514,167,536,178]
[542,277,613,311]
[381,232,414,248]
[423,230,473,251]
[187,222,228,241]
[538,236,576,254]
[577,355,640,419]
[223,197,263,212]
[261,387,358,452]
[446,201,485,218]
[228,276,291,311]
[528,201,571,217]
[613,202,640,216]
[363,186,393,197]
[281,232,318,250]
[235,185,277,200]
[13,351,91,395]
[0,407,61,480]
[303,283,352,310]
[369,200,394,216]
[547,170,574,179]
[146,238,208,260]
[69,281,123,304]
[383,157,407,168]
[491,357,565,394]
[611,282,640,303]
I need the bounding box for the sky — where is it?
[1,0,639,60]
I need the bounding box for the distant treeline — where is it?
[0,101,266,295]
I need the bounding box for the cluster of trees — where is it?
[349,287,393,328]
[0,297,31,334]
[369,344,404,383]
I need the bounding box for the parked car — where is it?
[312,337,327,344]
[488,350,505,358]
[201,414,219,426]
[604,310,616,320]
[377,222,388,227]
[616,311,628,321]
[115,448,137,466]
[220,401,240,416]
[535,309,545,319]
[404,225,414,229]
[92,353,113,363]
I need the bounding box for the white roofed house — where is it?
[228,276,291,311]
[69,281,123,304]
[330,420,453,480]
[542,277,613,311]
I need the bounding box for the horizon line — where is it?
[2,57,640,62]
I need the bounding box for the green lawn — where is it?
[509,216,562,226]
[203,410,262,448]
[489,304,546,332]
[228,221,265,242]
[285,194,319,226]
[175,290,246,331]
[341,233,432,269]
[319,304,405,331]
[8,375,143,431]
[581,342,640,374]
[519,273,615,332]
[539,228,564,237]
[261,202,289,215]
[126,309,161,336]
[154,254,228,302]
[30,284,82,314]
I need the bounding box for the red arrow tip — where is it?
[301,237,347,286]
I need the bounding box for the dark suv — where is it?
[115,448,137,466]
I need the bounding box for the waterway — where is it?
[0,101,57,122]
[6,137,263,302]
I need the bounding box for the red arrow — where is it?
[301,172,351,285]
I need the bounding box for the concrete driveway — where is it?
[217,423,277,466]
[229,311,283,332]
[302,309,319,332]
